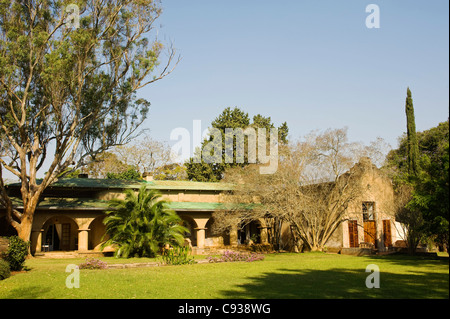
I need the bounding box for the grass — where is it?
[0,252,448,299]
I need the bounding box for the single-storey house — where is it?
[0,158,405,256]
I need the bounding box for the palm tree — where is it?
[101,186,188,258]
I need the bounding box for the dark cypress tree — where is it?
[405,87,419,176]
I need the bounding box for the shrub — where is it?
[78,258,108,270]
[4,236,29,271]
[161,246,196,265]
[102,187,188,258]
[0,260,10,280]
[207,250,265,263]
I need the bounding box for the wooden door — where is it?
[60,223,71,251]
[383,220,392,247]
[348,220,359,248]
[364,221,376,245]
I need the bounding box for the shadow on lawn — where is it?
[219,256,449,299]
[364,253,449,267]
[4,286,52,299]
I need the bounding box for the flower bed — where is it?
[207,250,264,263]
[78,258,108,270]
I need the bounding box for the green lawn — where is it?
[0,252,448,299]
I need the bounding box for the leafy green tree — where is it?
[385,119,449,252]
[82,152,129,179]
[153,163,188,181]
[186,107,289,181]
[0,0,178,244]
[408,121,449,251]
[102,186,188,258]
[106,167,142,180]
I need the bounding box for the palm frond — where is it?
[102,186,187,257]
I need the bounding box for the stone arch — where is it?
[238,219,262,245]
[88,215,107,251]
[205,217,229,246]
[41,215,78,251]
[179,214,198,247]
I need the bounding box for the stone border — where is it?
[106,259,210,269]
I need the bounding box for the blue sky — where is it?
[139,0,449,158]
[5,1,447,181]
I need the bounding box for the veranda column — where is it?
[78,228,90,251]
[229,224,238,246]
[192,216,210,249]
[195,227,207,248]
[259,226,269,244]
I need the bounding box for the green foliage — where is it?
[153,163,188,180]
[0,0,161,160]
[385,119,449,250]
[161,246,196,265]
[4,235,29,271]
[56,167,82,178]
[107,167,142,180]
[186,107,289,181]
[1,0,175,242]
[102,186,188,258]
[0,259,10,280]
[409,128,449,249]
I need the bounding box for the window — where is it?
[362,202,375,221]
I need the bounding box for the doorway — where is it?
[362,202,376,246]
[363,221,376,245]
[382,220,392,247]
[348,220,359,248]
[44,223,71,251]
[42,216,77,251]
[238,220,261,245]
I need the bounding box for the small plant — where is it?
[207,250,264,263]
[78,257,108,270]
[0,260,10,280]
[4,236,29,271]
[161,245,196,265]
[102,187,188,258]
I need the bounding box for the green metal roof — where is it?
[7,178,234,192]
[147,180,234,191]
[4,197,237,212]
[167,201,232,211]
[3,197,258,212]
[5,197,109,210]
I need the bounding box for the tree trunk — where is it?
[17,214,33,243]
[13,195,40,254]
[309,245,323,252]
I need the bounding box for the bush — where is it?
[0,260,11,280]
[78,258,108,270]
[161,246,196,265]
[207,250,265,263]
[4,236,29,271]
